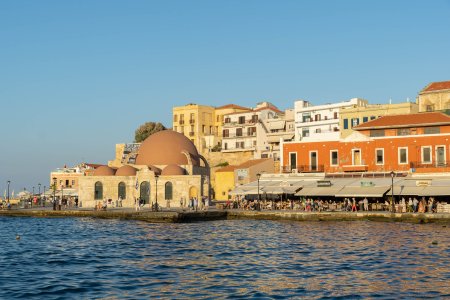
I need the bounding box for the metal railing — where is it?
[410,161,449,169]
[282,165,325,173]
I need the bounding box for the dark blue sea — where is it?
[0,217,449,299]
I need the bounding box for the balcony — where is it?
[189,131,195,137]
[189,119,195,124]
[222,132,257,139]
[223,120,257,127]
[179,120,185,125]
[282,165,325,173]
[410,161,450,169]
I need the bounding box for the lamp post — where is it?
[53,177,57,211]
[390,171,395,213]
[43,185,46,207]
[256,173,261,210]
[155,175,159,211]
[61,184,64,210]
[7,180,10,201]
[38,183,41,203]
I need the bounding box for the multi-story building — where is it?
[221,102,282,154]
[417,80,450,112]
[50,163,99,189]
[339,101,419,138]
[294,98,368,142]
[256,108,295,161]
[172,103,215,153]
[172,103,250,154]
[282,112,450,174]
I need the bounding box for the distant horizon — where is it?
[1,0,450,191]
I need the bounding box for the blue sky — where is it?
[1,0,450,193]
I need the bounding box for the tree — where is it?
[134,122,166,142]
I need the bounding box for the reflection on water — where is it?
[0,217,449,299]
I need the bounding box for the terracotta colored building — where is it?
[282,112,450,175]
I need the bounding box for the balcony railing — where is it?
[282,165,325,173]
[179,120,185,125]
[223,120,257,127]
[222,133,256,139]
[410,161,449,169]
[189,119,195,124]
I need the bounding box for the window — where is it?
[165,182,173,200]
[343,119,349,129]
[398,147,408,165]
[330,150,338,166]
[334,112,338,119]
[315,128,321,133]
[118,182,126,199]
[424,127,440,134]
[173,114,178,122]
[352,149,361,165]
[289,152,297,170]
[224,117,231,123]
[315,114,321,121]
[140,181,150,204]
[397,128,410,136]
[375,149,384,165]
[421,146,432,163]
[94,182,103,200]
[310,151,318,171]
[238,116,245,124]
[224,143,228,150]
[426,104,434,112]
[223,129,229,137]
[72,180,75,186]
[351,118,359,128]
[363,116,368,123]
[180,114,184,121]
[370,129,385,137]
[302,128,309,138]
[248,127,256,136]
[202,125,205,133]
[302,113,311,122]
[251,115,258,123]
[236,128,243,137]
[370,116,376,120]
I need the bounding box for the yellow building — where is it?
[214,165,237,201]
[172,103,251,154]
[172,103,215,154]
[418,80,450,112]
[339,102,419,138]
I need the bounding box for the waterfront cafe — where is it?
[229,173,450,211]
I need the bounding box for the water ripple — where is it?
[0,217,449,299]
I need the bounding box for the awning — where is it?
[296,186,344,197]
[392,186,425,196]
[268,120,285,130]
[335,186,391,198]
[267,134,295,143]
[419,186,450,196]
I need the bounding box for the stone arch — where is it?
[165,182,173,200]
[189,186,198,199]
[140,181,150,205]
[94,181,103,200]
[118,182,126,200]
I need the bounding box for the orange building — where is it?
[282,112,450,174]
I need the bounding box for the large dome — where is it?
[136,130,200,166]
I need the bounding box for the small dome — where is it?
[136,130,200,166]
[115,165,137,176]
[162,165,186,176]
[93,165,116,176]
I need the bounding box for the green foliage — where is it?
[134,122,166,143]
[211,144,222,152]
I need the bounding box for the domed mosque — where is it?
[78,130,210,208]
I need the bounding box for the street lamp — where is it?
[256,173,261,210]
[53,177,57,211]
[38,183,41,206]
[390,171,395,213]
[7,180,10,201]
[155,175,159,211]
[43,185,46,207]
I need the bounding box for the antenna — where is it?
[406,97,410,102]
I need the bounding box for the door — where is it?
[289,153,297,171]
[310,152,317,171]
[353,149,361,165]
[436,146,445,166]
[140,181,150,204]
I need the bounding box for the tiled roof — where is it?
[215,104,251,111]
[215,165,237,172]
[354,112,450,130]
[236,158,272,169]
[421,81,450,93]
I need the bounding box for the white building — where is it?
[221,102,283,154]
[256,109,295,161]
[294,98,368,142]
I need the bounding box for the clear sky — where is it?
[1,0,450,194]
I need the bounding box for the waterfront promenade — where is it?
[1,207,450,224]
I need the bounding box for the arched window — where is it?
[118,182,126,199]
[94,181,103,200]
[165,182,173,200]
[140,181,150,204]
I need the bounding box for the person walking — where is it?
[351,198,357,212]
[363,197,369,211]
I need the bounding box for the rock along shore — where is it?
[1,208,450,224]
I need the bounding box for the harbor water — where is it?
[0,217,449,299]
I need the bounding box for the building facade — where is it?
[282,112,450,174]
[339,102,419,138]
[294,98,368,142]
[417,80,450,112]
